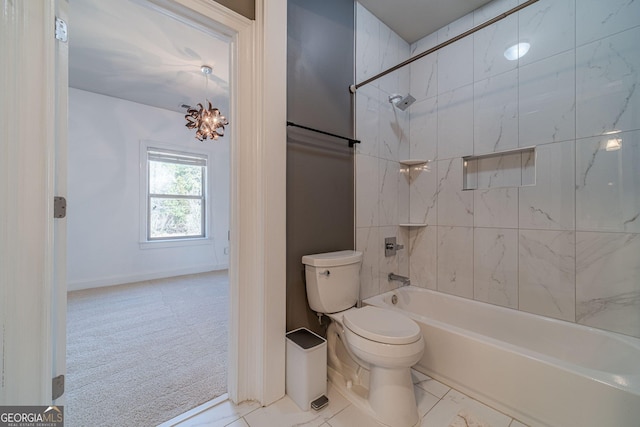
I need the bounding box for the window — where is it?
[146,148,207,240]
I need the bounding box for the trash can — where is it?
[285,327,327,411]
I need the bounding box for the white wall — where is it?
[68,88,229,291]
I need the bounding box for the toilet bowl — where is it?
[342,306,424,368]
[329,306,424,427]
[302,251,425,427]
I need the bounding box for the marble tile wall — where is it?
[355,2,411,299]
[355,0,640,338]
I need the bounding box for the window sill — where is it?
[139,237,213,250]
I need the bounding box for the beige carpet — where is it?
[66,271,228,427]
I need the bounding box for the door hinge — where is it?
[52,375,65,400]
[55,17,68,43]
[54,196,66,218]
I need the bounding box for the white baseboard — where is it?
[67,264,228,291]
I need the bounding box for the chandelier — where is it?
[184,65,229,141]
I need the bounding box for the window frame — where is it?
[140,141,211,247]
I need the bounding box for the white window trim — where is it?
[139,140,213,248]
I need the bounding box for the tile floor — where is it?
[166,370,528,427]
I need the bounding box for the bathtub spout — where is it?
[388,273,410,287]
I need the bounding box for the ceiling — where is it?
[70,0,491,113]
[69,0,230,114]
[358,0,493,43]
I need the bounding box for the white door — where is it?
[52,0,70,406]
[0,0,67,404]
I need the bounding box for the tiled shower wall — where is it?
[355,0,640,338]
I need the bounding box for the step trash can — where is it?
[285,327,327,411]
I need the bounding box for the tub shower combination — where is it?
[365,286,640,427]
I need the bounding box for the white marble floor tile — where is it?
[172,400,260,427]
[415,385,441,418]
[326,405,384,427]
[420,389,511,427]
[244,384,350,427]
[411,369,451,399]
[226,418,250,427]
[179,381,526,427]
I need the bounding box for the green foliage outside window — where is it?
[148,151,206,239]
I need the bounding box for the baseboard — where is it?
[67,264,228,291]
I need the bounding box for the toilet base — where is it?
[369,366,419,427]
[328,366,420,427]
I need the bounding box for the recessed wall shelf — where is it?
[463,146,536,191]
[399,223,427,227]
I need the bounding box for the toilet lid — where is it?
[343,306,421,345]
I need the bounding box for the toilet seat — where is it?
[343,306,421,345]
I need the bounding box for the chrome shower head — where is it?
[388,93,416,111]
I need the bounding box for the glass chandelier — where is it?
[184,65,228,141]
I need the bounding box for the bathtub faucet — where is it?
[388,273,410,287]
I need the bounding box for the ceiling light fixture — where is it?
[504,42,530,61]
[605,138,622,151]
[603,130,623,151]
[185,65,228,141]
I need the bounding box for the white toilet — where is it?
[302,250,424,427]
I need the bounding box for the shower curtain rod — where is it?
[349,0,539,93]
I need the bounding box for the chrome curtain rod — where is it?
[349,0,539,93]
[287,121,361,147]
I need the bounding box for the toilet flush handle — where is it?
[319,270,330,277]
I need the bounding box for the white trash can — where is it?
[285,327,327,411]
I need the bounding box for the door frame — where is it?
[0,0,286,407]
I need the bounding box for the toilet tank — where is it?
[301,250,363,314]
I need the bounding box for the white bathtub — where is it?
[364,286,640,427]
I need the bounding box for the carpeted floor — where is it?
[66,271,228,427]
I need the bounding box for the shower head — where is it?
[388,93,416,111]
